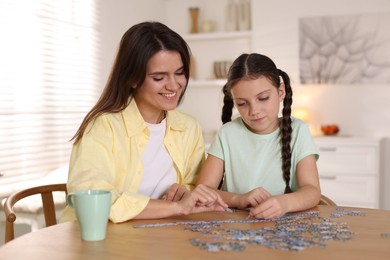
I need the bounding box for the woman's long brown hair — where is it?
[71,21,191,144]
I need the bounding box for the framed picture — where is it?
[299,13,390,84]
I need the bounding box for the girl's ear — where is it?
[279,83,286,102]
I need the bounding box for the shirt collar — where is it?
[122,98,187,137]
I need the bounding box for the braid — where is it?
[278,69,293,194]
[221,84,234,124]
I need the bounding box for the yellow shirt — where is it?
[60,99,205,223]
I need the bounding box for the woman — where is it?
[61,21,227,223]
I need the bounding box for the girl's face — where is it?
[231,76,285,134]
[133,50,187,124]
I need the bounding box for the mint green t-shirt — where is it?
[208,117,318,195]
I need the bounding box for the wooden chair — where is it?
[319,194,337,206]
[3,183,67,243]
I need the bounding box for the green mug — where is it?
[67,190,112,241]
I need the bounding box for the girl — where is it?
[197,53,321,219]
[61,22,227,223]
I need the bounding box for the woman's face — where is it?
[231,76,285,134]
[133,50,187,124]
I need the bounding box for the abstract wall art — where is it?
[299,12,390,84]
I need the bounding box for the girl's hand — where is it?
[248,195,287,219]
[178,184,228,215]
[162,183,189,201]
[236,187,271,209]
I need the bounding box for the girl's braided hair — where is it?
[222,53,293,193]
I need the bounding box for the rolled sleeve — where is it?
[61,115,149,223]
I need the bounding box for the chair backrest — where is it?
[3,183,67,243]
[319,194,337,206]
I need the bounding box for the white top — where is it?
[138,119,177,199]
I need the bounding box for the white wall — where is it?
[99,0,166,90]
[251,0,390,138]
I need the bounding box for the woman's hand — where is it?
[162,183,189,201]
[178,184,228,215]
[235,187,271,209]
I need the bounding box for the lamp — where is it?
[292,107,309,122]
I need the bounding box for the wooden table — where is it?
[0,205,389,259]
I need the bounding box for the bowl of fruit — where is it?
[321,124,339,135]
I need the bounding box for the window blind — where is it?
[0,0,101,184]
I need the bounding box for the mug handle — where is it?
[66,193,75,208]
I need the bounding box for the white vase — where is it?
[225,0,238,31]
[237,0,251,31]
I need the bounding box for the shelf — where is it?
[188,79,226,88]
[184,30,252,41]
